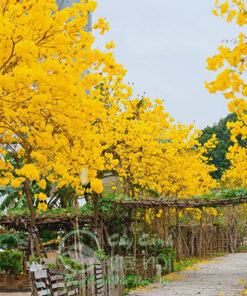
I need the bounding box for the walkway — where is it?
[129,253,247,296]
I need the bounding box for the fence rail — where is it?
[30,256,124,296]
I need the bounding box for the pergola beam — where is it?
[0,215,94,231]
[116,196,247,209]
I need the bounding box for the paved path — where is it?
[129,253,247,296]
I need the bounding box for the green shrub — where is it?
[95,249,108,260]
[0,250,23,275]
[124,274,138,289]
[58,255,83,272]
[173,258,200,272]
[158,246,176,273]
[0,234,18,249]
[39,229,57,243]
[0,233,27,250]
[124,274,154,289]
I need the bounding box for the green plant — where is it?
[0,232,27,250]
[173,258,200,272]
[58,256,83,271]
[45,263,57,269]
[158,246,176,273]
[95,249,108,260]
[0,250,23,275]
[0,234,19,249]
[236,245,247,253]
[39,229,58,243]
[29,255,42,264]
[144,239,175,273]
[99,194,127,214]
[124,274,154,289]
[193,187,247,201]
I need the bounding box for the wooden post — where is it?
[162,208,167,242]
[198,217,203,258]
[216,224,219,253]
[133,210,137,261]
[107,258,114,296]
[85,257,95,296]
[175,209,181,261]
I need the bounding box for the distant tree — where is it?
[199,113,237,179]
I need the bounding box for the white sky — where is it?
[94,0,240,128]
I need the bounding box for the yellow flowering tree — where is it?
[206,0,247,187]
[222,144,247,187]
[106,97,217,198]
[0,0,127,255]
[0,0,222,257]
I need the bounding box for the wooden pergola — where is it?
[1,195,246,231]
[0,195,246,267]
[116,195,247,209]
[0,214,94,231]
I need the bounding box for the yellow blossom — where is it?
[105,41,116,50]
[38,179,46,190]
[34,193,47,201]
[93,17,110,34]
[91,178,104,194]
[16,164,40,181]
[11,178,24,189]
[38,202,48,212]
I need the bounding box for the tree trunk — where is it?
[24,179,41,257]
[74,198,82,260]
[92,192,99,233]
